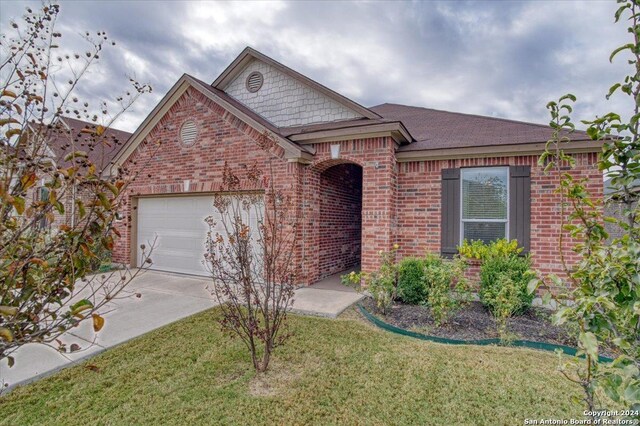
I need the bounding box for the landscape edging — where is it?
[356,303,613,363]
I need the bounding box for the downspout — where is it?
[301,164,306,284]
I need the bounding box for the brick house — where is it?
[110,47,603,286]
[24,116,131,228]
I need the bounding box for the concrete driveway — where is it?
[1,270,216,391]
[1,269,363,391]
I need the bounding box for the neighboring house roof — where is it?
[50,117,132,169]
[370,103,594,152]
[3,118,130,171]
[604,177,640,195]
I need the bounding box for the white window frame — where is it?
[459,166,510,243]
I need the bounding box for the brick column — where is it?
[360,137,397,274]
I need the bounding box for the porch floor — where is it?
[290,267,363,318]
[310,267,359,293]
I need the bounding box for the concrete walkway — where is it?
[292,269,364,318]
[1,269,363,391]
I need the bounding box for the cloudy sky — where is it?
[0,1,633,133]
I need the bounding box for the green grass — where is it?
[1,308,584,425]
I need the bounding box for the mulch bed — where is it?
[361,298,577,347]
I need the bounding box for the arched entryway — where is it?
[317,162,363,279]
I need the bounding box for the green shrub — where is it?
[397,257,428,304]
[479,254,535,316]
[89,247,112,272]
[487,272,526,343]
[423,254,469,325]
[458,238,522,261]
[367,272,396,315]
[341,271,362,289]
[347,246,400,314]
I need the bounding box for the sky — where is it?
[0,0,633,133]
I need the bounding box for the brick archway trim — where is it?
[308,157,365,173]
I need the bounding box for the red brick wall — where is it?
[396,153,603,290]
[318,163,362,278]
[112,84,603,290]
[299,138,397,284]
[112,88,303,276]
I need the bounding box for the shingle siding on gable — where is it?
[224,59,362,127]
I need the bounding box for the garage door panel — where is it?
[137,195,262,276]
[149,252,207,276]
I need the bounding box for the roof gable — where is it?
[213,47,380,128]
[110,74,311,171]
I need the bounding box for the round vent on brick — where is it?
[245,71,264,93]
[179,120,198,147]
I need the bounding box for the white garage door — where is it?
[136,195,264,276]
[137,196,214,276]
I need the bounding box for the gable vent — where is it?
[180,120,198,146]
[246,71,264,93]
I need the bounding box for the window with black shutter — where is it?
[440,168,460,257]
[440,165,531,256]
[508,166,531,253]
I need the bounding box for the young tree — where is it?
[532,0,640,413]
[0,3,154,377]
[206,133,297,373]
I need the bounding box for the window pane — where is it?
[463,222,506,244]
[462,168,508,220]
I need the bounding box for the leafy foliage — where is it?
[365,245,400,315]
[0,3,152,376]
[479,254,535,317]
[529,0,640,413]
[347,249,469,323]
[458,239,535,316]
[458,238,522,261]
[342,245,400,314]
[459,239,535,340]
[341,270,361,287]
[423,254,469,326]
[488,272,530,344]
[205,133,297,373]
[397,257,428,304]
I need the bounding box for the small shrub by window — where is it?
[479,254,535,316]
[458,238,522,260]
[397,257,428,304]
[486,272,526,343]
[423,254,469,325]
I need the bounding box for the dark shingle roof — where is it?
[46,117,132,168]
[370,103,593,151]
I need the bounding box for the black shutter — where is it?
[441,168,460,258]
[509,166,531,253]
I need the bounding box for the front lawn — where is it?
[1,308,583,425]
